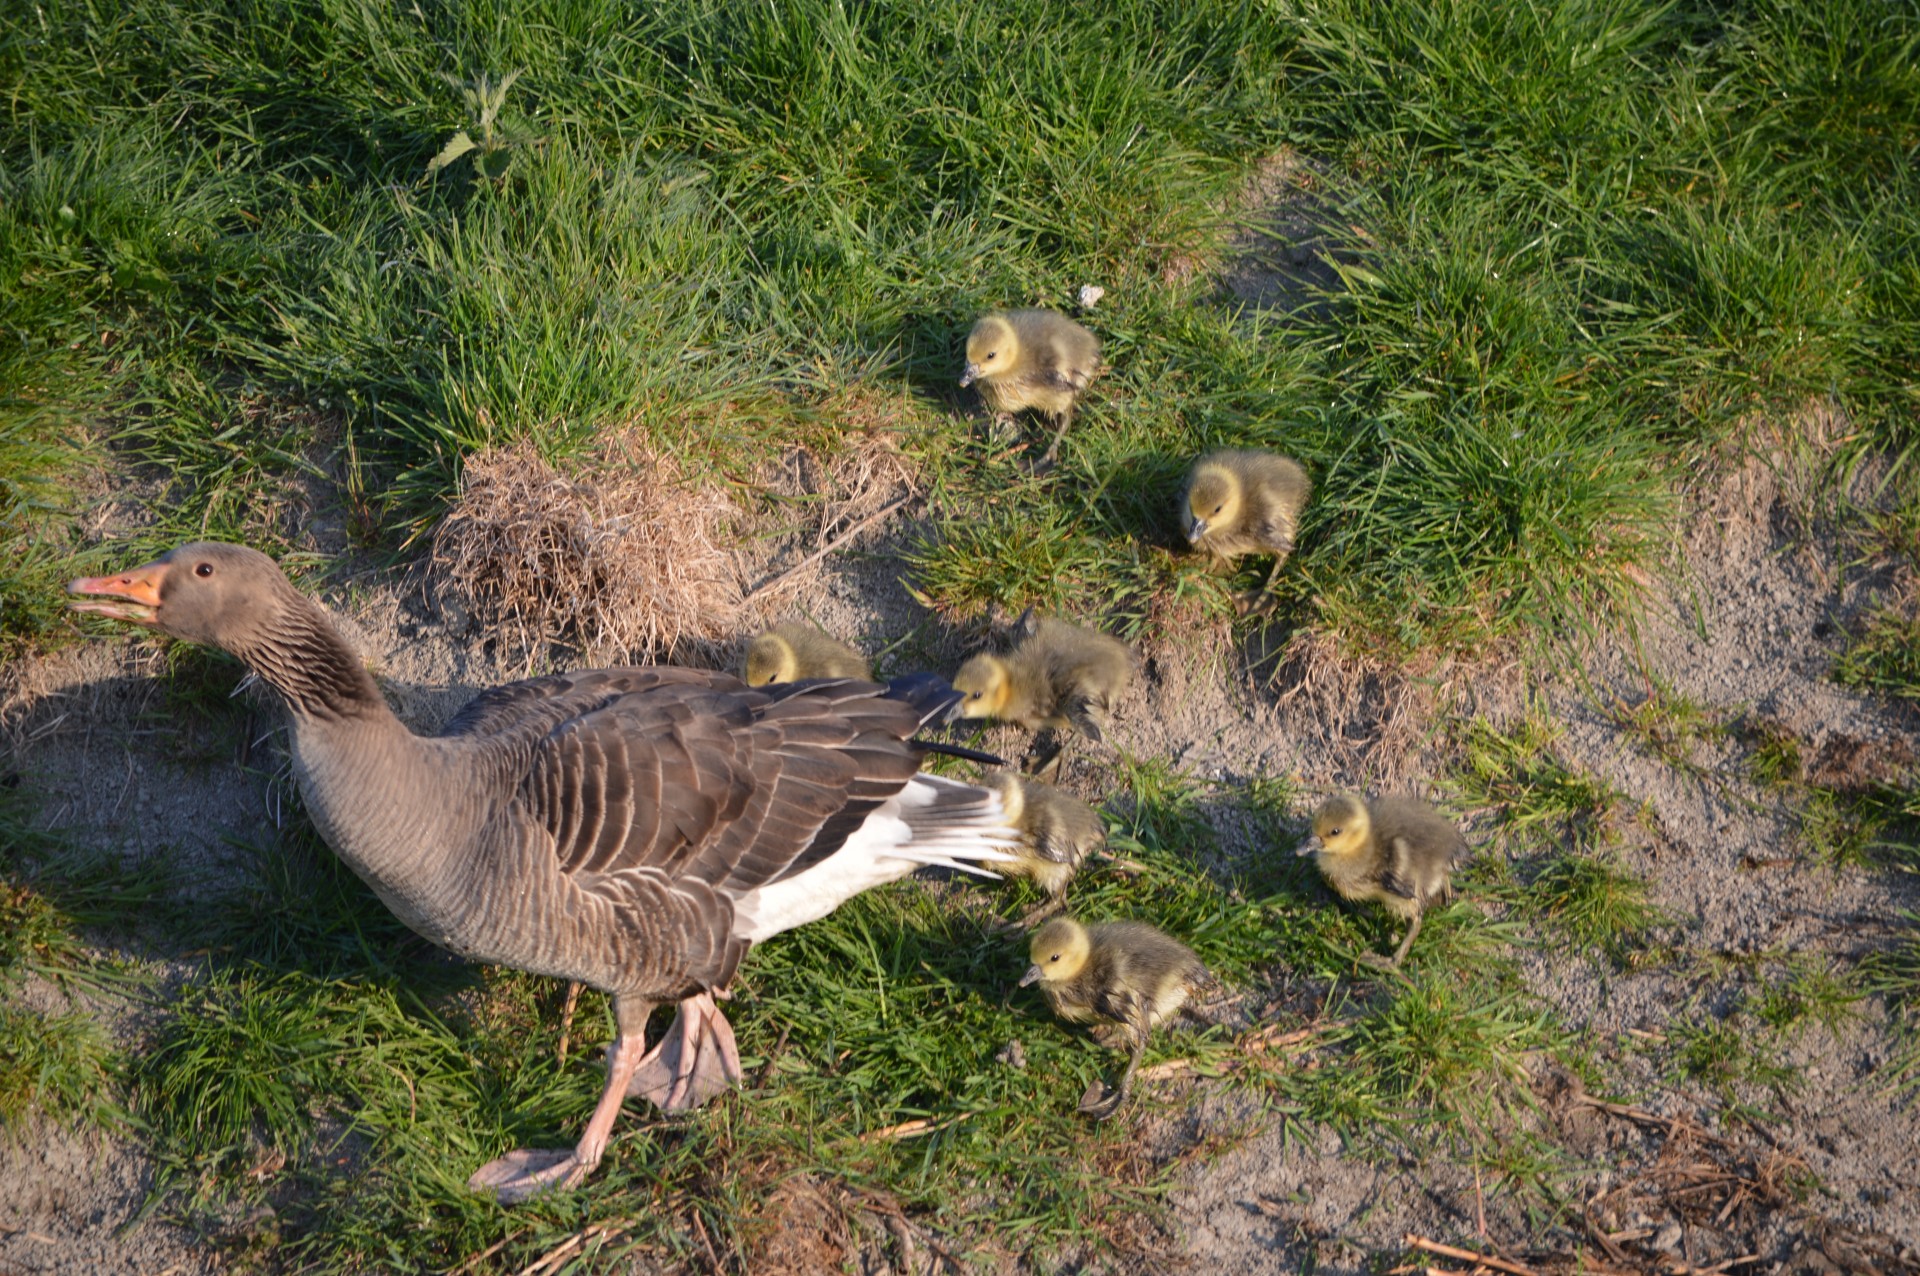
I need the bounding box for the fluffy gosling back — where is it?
[951,615,1131,741]
[742,622,871,687]
[959,309,1101,464]
[1298,793,1467,970]
[1181,450,1311,614]
[1018,917,1209,1118]
[983,771,1105,903]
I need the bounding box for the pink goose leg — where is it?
[468,991,746,1202]
[468,1034,644,1202]
[625,991,744,1111]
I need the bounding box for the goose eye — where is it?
[985,351,998,361]
[1212,504,1224,515]
[1049,953,1060,962]
[1328,826,1342,836]
[195,563,214,578]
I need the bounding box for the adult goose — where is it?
[70,542,1012,1201]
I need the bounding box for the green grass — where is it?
[7,0,1920,1265]
[1452,713,1623,852]
[1608,673,1728,780]
[1521,853,1664,958]
[1449,714,1660,960]
[1862,912,1920,1093]
[120,759,1582,1268]
[1834,601,1920,700]
[0,790,140,1131]
[1752,956,1864,1039]
[1742,716,1805,789]
[1669,1016,1800,1107]
[4,0,1916,657]
[1796,784,1920,872]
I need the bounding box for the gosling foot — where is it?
[1077,1077,1127,1121]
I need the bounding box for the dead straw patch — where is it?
[1255,627,1506,792]
[429,439,744,669]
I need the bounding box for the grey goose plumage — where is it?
[70,543,1013,1201]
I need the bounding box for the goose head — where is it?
[69,542,298,650]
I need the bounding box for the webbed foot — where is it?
[468,1148,584,1203]
[626,992,743,1112]
[1077,1077,1127,1120]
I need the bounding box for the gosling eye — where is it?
[1212,503,1224,516]
[195,562,215,578]
[1049,953,1060,962]
[985,351,998,361]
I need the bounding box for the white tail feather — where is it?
[730,776,1016,943]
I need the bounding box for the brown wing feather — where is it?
[511,675,928,898]
[436,667,746,740]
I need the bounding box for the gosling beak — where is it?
[68,558,170,627]
[959,363,981,389]
[1295,834,1323,858]
[1186,517,1207,544]
[1017,964,1043,988]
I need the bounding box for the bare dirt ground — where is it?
[4,158,1917,1275]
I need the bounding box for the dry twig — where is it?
[1136,1019,1337,1083]
[511,1221,631,1276]
[857,1116,962,1143]
[1402,1234,1542,1276]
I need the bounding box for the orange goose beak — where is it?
[68,558,169,626]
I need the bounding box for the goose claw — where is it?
[468,1148,582,1202]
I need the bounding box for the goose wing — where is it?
[513,676,927,895]
[1378,836,1424,902]
[435,667,733,741]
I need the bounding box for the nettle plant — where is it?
[426,70,535,184]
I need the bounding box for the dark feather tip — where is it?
[884,672,963,727]
[911,738,1008,767]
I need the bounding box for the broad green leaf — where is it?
[425,130,476,175]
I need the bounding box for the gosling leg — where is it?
[1012,895,1067,931]
[1358,910,1423,972]
[1079,1019,1147,1121]
[1030,408,1074,473]
[1236,555,1289,617]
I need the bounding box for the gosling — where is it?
[959,309,1101,467]
[1181,450,1311,615]
[1019,917,1209,1119]
[1298,794,1467,971]
[742,621,870,687]
[951,614,1132,743]
[983,771,1106,924]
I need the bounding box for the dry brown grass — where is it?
[1256,627,1514,792]
[742,419,921,600]
[430,438,744,668]
[757,419,919,541]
